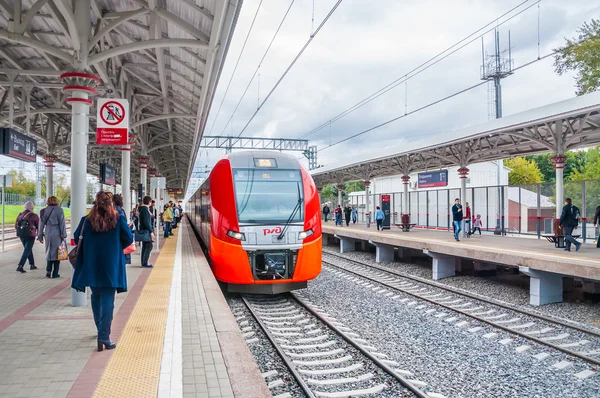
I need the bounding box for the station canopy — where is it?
[0,0,240,189]
[311,91,600,186]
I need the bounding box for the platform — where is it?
[0,221,270,398]
[322,223,600,305]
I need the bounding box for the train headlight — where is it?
[227,230,246,241]
[298,229,314,240]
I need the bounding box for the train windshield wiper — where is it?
[277,182,303,241]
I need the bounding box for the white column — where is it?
[140,166,147,197]
[364,181,371,227]
[69,91,89,308]
[44,155,55,198]
[458,167,469,237]
[552,155,566,219]
[337,184,343,206]
[122,146,131,222]
[401,175,410,216]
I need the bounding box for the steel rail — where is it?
[322,257,600,367]
[290,292,429,398]
[241,296,316,398]
[323,251,600,338]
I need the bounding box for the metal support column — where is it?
[122,147,131,222]
[364,181,371,228]
[582,180,587,243]
[458,167,469,237]
[44,155,56,198]
[337,184,343,207]
[537,184,541,239]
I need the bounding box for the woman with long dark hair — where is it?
[71,191,133,351]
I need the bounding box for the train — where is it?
[186,151,322,294]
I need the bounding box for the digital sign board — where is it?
[99,163,116,186]
[0,128,37,162]
[418,170,448,188]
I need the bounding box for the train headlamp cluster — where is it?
[227,230,246,241]
[298,229,314,240]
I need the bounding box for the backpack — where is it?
[16,212,33,238]
[570,205,581,228]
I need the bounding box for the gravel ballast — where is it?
[323,247,600,331]
[302,265,600,397]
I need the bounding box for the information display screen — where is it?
[0,128,37,162]
[99,163,116,186]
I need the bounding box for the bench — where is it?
[394,223,417,232]
[542,234,581,249]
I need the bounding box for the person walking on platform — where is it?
[323,204,330,222]
[352,206,358,224]
[344,204,352,226]
[452,198,463,242]
[139,196,154,268]
[375,206,385,231]
[38,196,67,278]
[15,201,39,273]
[334,205,343,226]
[112,194,131,265]
[464,202,472,238]
[71,191,133,352]
[559,198,582,252]
[163,203,173,238]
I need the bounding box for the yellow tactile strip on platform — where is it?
[93,231,177,398]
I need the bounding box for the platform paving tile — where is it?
[0,240,147,398]
[181,230,235,397]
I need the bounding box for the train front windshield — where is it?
[233,169,304,224]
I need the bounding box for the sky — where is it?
[190,0,599,189]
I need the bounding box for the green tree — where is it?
[526,151,584,182]
[4,170,36,196]
[344,181,365,193]
[569,147,600,180]
[55,174,71,206]
[505,157,543,185]
[554,19,600,95]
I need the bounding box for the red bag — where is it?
[123,242,136,255]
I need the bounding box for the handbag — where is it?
[134,229,151,242]
[57,241,68,261]
[123,242,137,255]
[68,221,85,267]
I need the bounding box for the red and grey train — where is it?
[187,151,322,294]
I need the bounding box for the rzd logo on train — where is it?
[263,226,282,236]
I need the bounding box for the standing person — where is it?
[351,206,358,224]
[149,200,157,227]
[139,196,155,268]
[15,201,39,273]
[335,205,342,226]
[464,202,472,238]
[452,198,463,242]
[131,205,139,231]
[375,206,385,231]
[37,196,67,278]
[112,194,131,265]
[173,204,181,228]
[322,204,330,222]
[163,203,173,238]
[559,198,582,252]
[344,204,352,226]
[71,191,133,352]
[471,214,482,235]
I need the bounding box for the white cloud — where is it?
[191,0,598,187]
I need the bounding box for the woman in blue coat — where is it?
[71,191,133,351]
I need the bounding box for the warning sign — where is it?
[96,98,129,145]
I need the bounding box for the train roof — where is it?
[226,150,301,170]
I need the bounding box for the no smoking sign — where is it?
[96,98,129,145]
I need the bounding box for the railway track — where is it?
[322,250,600,375]
[1,224,72,243]
[237,294,445,398]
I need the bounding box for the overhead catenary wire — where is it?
[205,0,264,137]
[300,0,540,139]
[218,0,297,137]
[318,51,556,152]
[230,0,345,142]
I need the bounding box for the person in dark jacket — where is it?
[138,196,155,268]
[15,201,39,273]
[112,194,131,265]
[72,191,133,352]
[594,205,600,248]
[322,204,330,222]
[344,204,352,226]
[38,196,67,278]
[451,198,463,242]
[559,198,581,252]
